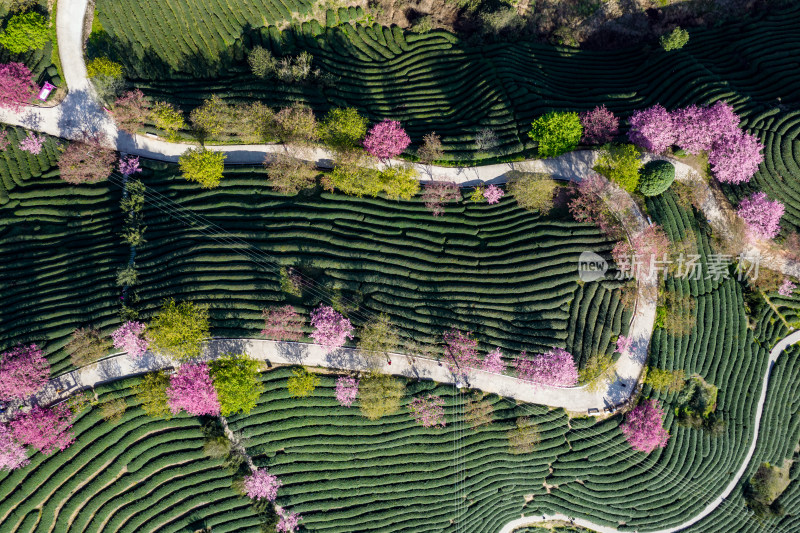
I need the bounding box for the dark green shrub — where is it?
[638,160,675,196]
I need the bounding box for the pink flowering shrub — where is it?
[0,62,38,111]
[616,335,633,355]
[580,105,619,145]
[0,344,50,401]
[612,223,670,277]
[422,181,460,216]
[709,129,764,184]
[443,329,480,382]
[310,305,353,353]
[11,404,74,455]
[335,376,359,407]
[513,348,578,387]
[276,509,302,533]
[111,321,149,358]
[363,119,411,159]
[262,305,305,342]
[408,394,446,428]
[696,101,739,145]
[243,469,282,501]
[166,363,221,416]
[620,399,670,453]
[0,425,28,470]
[778,278,796,297]
[0,131,9,151]
[627,104,675,154]
[119,155,141,176]
[483,184,504,204]
[737,192,784,240]
[568,174,623,239]
[482,348,505,374]
[18,132,45,154]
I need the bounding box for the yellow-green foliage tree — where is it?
[147,299,210,361]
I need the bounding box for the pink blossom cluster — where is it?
[111,321,149,358]
[443,329,480,382]
[620,399,669,453]
[363,119,411,160]
[262,305,305,342]
[10,404,74,455]
[778,278,796,297]
[612,223,670,276]
[310,305,353,353]
[335,376,359,407]
[276,509,302,533]
[166,363,221,416]
[243,469,283,501]
[18,132,45,154]
[483,184,504,204]
[737,192,785,240]
[0,344,50,401]
[627,101,763,183]
[0,131,9,151]
[513,348,578,387]
[119,155,141,176]
[482,348,505,374]
[0,424,29,470]
[616,335,633,356]
[0,62,38,112]
[408,394,446,428]
[580,105,619,145]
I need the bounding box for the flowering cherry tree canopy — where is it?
[166,363,221,416]
[261,305,305,342]
[737,192,784,240]
[243,469,283,501]
[18,132,45,154]
[0,62,38,112]
[335,376,359,407]
[627,104,675,154]
[580,105,619,145]
[483,184,504,204]
[119,155,142,176]
[482,348,505,374]
[443,329,480,382]
[778,278,796,297]
[11,404,75,455]
[513,348,578,387]
[0,424,29,470]
[0,344,50,401]
[616,335,633,356]
[111,321,149,358]
[276,509,302,533]
[708,129,764,184]
[309,305,353,353]
[408,394,446,428]
[620,399,670,453]
[363,119,411,159]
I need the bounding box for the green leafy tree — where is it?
[527,111,582,158]
[86,57,123,78]
[660,27,689,51]
[507,171,559,212]
[578,351,615,393]
[380,166,420,200]
[133,371,172,419]
[100,398,127,424]
[319,107,368,151]
[179,148,226,188]
[357,314,399,368]
[0,12,49,54]
[209,353,264,416]
[638,160,675,196]
[507,417,541,454]
[593,143,643,192]
[147,299,210,361]
[152,101,186,141]
[248,46,277,78]
[264,152,317,195]
[189,95,231,138]
[275,103,318,144]
[65,327,110,367]
[644,367,685,394]
[287,367,320,398]
[359,373,405,420]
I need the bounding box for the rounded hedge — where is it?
[638,160,675,196]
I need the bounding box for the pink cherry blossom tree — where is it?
[18,132,45,154]
[580,105,619,145]
[262,305,305,342]
[708,129,764,184]
[11,404,74,455]
[363,119,411,160]
[443,329,480,382]
[243,469,283,501]
[612,223,670,277]
[0,424,29,470]
[568,174,623,239]
[335,376,359,407]
[310,305,353,353]
[620,399,670,453]
[0,131,10,151]
[778,278,796,297]
[408,394,446,428]
[513,348,578,387]
[111,321,149,358]
[695,101,739,144]
[119,155,141,176]
[0,62,38,111]
[670,105,716,155]
[422,181,460,216]
[483,184,504,204]
[627,104,675,154]
[276,509,302,533]
[482,348,505,374]
[737,192,784,240]
[166,363,221,416]
[0,344,50,401]
[616,335,633,355]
